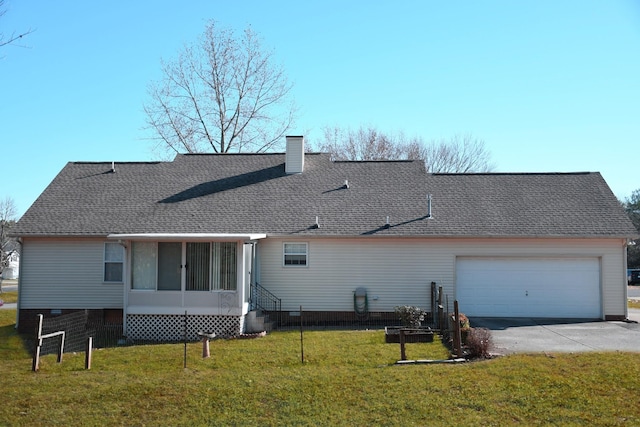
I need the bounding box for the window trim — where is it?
[103,242,124,283]
[283,242,308,267]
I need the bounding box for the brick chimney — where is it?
[285,135,304,174]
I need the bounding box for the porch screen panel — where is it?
[158,242,181,291]
[131,241,156,290]
[187,242,210,291]
[212,242,237,290]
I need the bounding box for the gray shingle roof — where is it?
[425,172,637,237]
[13,153,637,238]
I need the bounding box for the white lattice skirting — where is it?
[126,314,244,341]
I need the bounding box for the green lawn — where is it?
[0,290,18,303]
[1,309,639,426]
[0,278,18,303]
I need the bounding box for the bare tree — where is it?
[316,125,495,173]
[0,197,18,283]
[0,1,34,48]
[144,20,296,156]
[406,134,495,173]
[319,125,406,161]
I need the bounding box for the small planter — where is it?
[385,327,434,343]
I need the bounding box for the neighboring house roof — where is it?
[1,239,20,253]
[12,152,637,238]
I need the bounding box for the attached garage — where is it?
[456,257,601,318]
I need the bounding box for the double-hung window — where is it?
[104,242,124,282]
[283,242,308,266]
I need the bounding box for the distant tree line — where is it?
[314,125,495,173]
[0,197,17,280]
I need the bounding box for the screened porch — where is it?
[108,233,266,319]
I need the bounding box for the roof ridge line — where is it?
[431,171,595,176]
[73,161,164,165]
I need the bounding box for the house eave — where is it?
[107,233,267,242]
[265,232,637,240]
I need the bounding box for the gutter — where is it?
[107,233,267,242]
[265,233,639,240]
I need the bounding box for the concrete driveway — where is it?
[471,311,640,354]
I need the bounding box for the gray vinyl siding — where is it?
[258,237,627,318]
[20,237,123,309]
[259,237,453,313]
[18,236,627,318]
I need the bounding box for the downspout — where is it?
[14,237,23,329]
[250,241,258,312]
[238,241,245,312]
[242,240,258,313]
[121,240,129,336]
[624,238,629,321]
[252,242,259,285]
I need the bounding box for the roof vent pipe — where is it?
[111,161,116,173]
[426,194,432,218]
[344,179,349,189]
[285,136,304,174]
[385,216,390,229]
[314,216,320,229]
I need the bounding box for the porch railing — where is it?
[249,282,282,327]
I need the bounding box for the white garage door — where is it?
[456,257,601,318]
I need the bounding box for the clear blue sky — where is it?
[2,1,639,217]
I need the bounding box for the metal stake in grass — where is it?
[183,310,188,369]
[85,336,93,370]
[300,305,304,363]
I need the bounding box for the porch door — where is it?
[158,242,182,290]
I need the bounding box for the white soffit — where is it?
[107,233,267,241]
